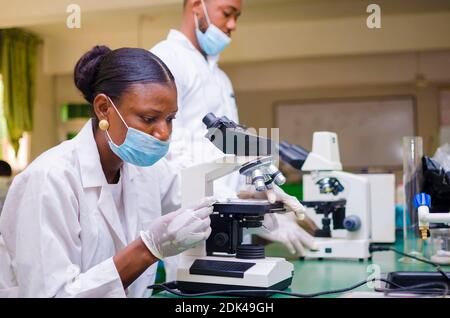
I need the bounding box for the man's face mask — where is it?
[194,0,231,56]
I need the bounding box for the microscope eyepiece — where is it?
[202,113,218,128]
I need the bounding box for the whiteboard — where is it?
[275,97,416,169]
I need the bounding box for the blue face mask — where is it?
[105,97,170,167]
[194,0,231,56]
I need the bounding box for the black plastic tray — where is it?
[385,271,450,294]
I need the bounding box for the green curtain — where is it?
[0,28,41,153]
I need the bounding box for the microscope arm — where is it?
[203,112,311,170]
[278,142,310,170]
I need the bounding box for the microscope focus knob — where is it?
[236,244,265,259]
[213,233,229,247]
[343,215,361,232]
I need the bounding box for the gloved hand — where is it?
[257,212,316,256]
[140,197,216,259]
[237,184,307,220]
[238,185,317,255]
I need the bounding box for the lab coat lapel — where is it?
[73,120,143,247]
[97,186,127,249]
[74,119,108,189]
[73,120,106,266]
[122,163,141,240]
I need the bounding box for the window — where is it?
[0,75,30,172]
[59,103,91,142]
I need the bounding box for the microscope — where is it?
[175,113,295,296]
[280,132,396,260]
[299,132,372,261]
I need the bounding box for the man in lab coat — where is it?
[151,0,316,279]
[151,0,241,200]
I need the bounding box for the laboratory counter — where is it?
[152,234,450,298]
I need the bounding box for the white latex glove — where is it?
[237,184,307,220]
[244,209,279,235]
[238,186,317,255]
[258,212,317,256]
[140,197,216,259]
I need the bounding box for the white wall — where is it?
[16,0,450,75]
[47,49,449,162]
[30,46,57,161]
[221,51,449,157]
[224,51,450,91]
[14,0,450,160]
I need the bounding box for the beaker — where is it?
[401,136,425,263]
[427,228,450,265]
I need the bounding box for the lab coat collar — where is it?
[74,119,140,188]
[167,29,198,52]
[97,186,127,248]
[167,29,220,68]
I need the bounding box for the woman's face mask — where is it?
[105,96,170,167]
[194,0,231,56]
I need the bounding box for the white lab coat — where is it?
[0,120,181,298]
[151,30,242,200]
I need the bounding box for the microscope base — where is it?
[176,278,292,297]
[303,238,371,260]
[176,256,294,297]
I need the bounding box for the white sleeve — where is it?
[152,45,195,171]
[152,43,241,199]
[157,159,182,215]
[0,235,16,294]
[165,119,197,170]
[0,170,125,298]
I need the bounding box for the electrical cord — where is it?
[369,245,450,283]
[149,247,450,298]
[150,278,448,298]
[149,279,372,298]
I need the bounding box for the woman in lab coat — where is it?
[0,46,214,298]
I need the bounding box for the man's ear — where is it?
[191,0,203,16]
[92,94,110,121]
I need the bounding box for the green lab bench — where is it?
[152,236,449,298]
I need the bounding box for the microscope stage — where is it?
[213,199,285,215]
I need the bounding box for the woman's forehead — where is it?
[122,83,177,112]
